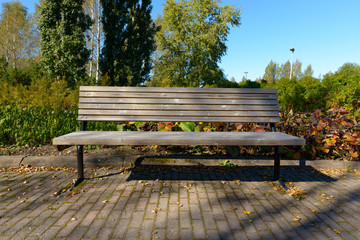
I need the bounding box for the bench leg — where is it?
[273,146,280,181]
[75,145,84,187]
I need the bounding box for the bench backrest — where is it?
[78,86,280,123]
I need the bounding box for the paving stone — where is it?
[179,211,191,229]
[192,219,206,239]
[124,227,139,240]
[202,211,217,229]
[139,219,154,239]
[167,219,180,239]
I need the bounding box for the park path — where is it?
[0,165,359,239]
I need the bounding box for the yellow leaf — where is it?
[243,211,251,214]
[333,229,340,234]
[293,216,301,221]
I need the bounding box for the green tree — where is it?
[84,0,102,83]
[0,1,36,69]
[292,59,302,79]
[100,0,126,86]
[322,63,360,113]
[303,64,313,77]
[150,0,241,87]
[39,0,91,88]
[263,60,278,84]
[277,61,291,80]
[100,0,156,86]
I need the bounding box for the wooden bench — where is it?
[53,86,305,186]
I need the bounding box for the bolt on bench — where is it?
[53,86,305,186]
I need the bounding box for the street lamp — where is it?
[244,72,248,80]
[289,48,295,79]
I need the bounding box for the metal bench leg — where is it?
[273,146,280,180]
[75,145,84,187]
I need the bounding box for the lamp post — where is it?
[244,72,248,80]
[289,48,295,79]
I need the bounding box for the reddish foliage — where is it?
[278,108,360,160]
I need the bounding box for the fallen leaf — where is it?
[333,229,340,234]
[243,211,251,214]
[231,206,238,211]
[293,216,301,221]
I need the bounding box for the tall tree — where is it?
[150,0,241,87]
[100,0,126,86]
[263,60,278,84]
[292,59,302,79]
[277,61,291,80]
[122,0,156,86]
[100,0,156,86]
[39,0,91,87]
[0,1,35,68]
[84,0,102,83]
[303,64,313,77]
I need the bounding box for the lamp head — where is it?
[290,48,295,52]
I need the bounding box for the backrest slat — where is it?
[78,86,280,123]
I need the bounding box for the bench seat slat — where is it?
[78,109,280,117]
[80,86,278,94]
[78,115,280,123]
[79,98,279,105]
[53,131,305,146]
[79,104,279,111]
[80,92,278,100]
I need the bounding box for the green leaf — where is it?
[180,122,196,132]
[116,124,124,131]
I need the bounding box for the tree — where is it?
[84,0,102,83]
[100,0,156,86]
[322,63,360,112]
[0,1,36,68]
[122,0,156,86]
[292,59,302,79]
[39,0,91,88]
[303,64,313,77]
[263,60,278,84]
[277,61,290,80]
[150,0,241,87]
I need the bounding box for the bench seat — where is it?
[54,131,305,146]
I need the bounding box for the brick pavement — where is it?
[0,165,359,239]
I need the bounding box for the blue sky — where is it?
[17,0,360,81]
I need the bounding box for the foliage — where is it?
[0,79,78,107]
[279,108,360,161]
[0,79,117,146]
[263,62,360,115]
[100,0,126,86]
[100,0,156,86]
[83,0,102,83]
[150,0,241,87]
[322,63,360,114]
[263,60,278,84]
[0,1,37,69]
[0,103,117,146]
[39,0,91,88]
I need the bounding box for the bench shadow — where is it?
[120,155,337,183]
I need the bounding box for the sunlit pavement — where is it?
[0,165,359,239]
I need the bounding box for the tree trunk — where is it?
[95,0,100,84]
